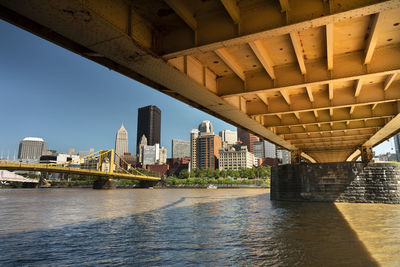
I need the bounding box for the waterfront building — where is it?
[159,147,167,164]
[121,152,137,169]
[219,145,254,170]
[253,140,276,159]
[376,152,397,162]
[77,148,95,157]
[198,120,213,135]
[40,153,80,166]
[141,143,167,166]
[219,130,237,145]
[257,157,279,167]
[172,139,190,158]
[136,105,161,154]
[18,137,47,160]
[253,142,264,159]
[167,157,190,176]
[276,147,291,164]
[138,135,148,164]
[115,123,128,157]
[394,134,400,162]
[237,128,260,154]
[190,129,199,171]
[196,134,221,170]
[142,143,159,166]
[147,164,169,177]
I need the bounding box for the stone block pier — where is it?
[271,162,400,204]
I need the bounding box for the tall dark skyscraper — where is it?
[136,105,161,154]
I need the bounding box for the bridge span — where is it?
[0,161,160,181]
[0,150,160,189]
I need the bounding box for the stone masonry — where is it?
[271,162,400,204]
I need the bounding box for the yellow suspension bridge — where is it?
[0,150,160,187]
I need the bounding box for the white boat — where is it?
[207,184,217,189]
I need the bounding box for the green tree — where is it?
[192,168,201,178]
[249,168,257,178]
[206,168,214,178]
[178,169,190,179]
[199,168,207,178]
[219,169,227,178]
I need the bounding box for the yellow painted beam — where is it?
[249,40,276,79]
[280,90,291,105]
[354,79,363,97]
[164,0,197,31]
[306,86,314,102]
[215,48,245,80]
[364,12,384,65]
[277,125,381,135]
[220,0,240,24]
[163,1,400,59]
[326,23,334,70]
[269,114,394,128]
[290,31,307,75]
[279,0,290,12]
[384,73,397,91]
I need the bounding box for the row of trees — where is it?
[167,178,270,186]
[177,165,271,179]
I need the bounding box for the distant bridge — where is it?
[0,170,38,184]
[0,150,160,185]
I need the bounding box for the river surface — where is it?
[0,188,399,266]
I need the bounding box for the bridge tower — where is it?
[93,149,116,189]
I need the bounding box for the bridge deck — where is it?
[0,162,160,181]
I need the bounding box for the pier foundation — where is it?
[93,177,116,189]
[271,162,400,203]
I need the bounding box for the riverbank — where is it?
[1,184,269,189]
[1,177,270,189]
[162,184,269,189]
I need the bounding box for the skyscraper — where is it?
[253,140,276,159]
[18,137,47,161]
[190,129,199,171]
[136,105,161,154]
[196,134,222,170]
[219,130,237,145]
[115,123,128,157]
[198,120,213,135]
[172,139,190,158]
[237,128,260,154]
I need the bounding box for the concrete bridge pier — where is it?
[271,162,400,204]
[361,145,373,163]
[93,177,116,189]
[291,150,302,164]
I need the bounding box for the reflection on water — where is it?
[0,188,399,266]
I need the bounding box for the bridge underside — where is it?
[1,0,399,162]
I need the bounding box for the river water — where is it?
[0,188,399,266]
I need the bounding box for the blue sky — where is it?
[0,20,395,159]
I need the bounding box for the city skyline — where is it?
[0,20,395,159]
[0,20,237,158]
